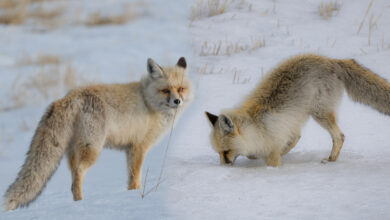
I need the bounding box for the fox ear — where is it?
[176,57,187,69]
[147,58,164,79]
[219,114,235,134]
[205,111,218,127]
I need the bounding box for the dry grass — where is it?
[0,0,143,28]
[0,0,53,9]
[199,63,209,75]
[197,63,223,75]
[200,37,265,56]
[0,0,21,9]
[207,0,229,17]
[85,12,133,26]
[6,66,64,107]
[1,55,82,112]
[191,0,248,22]
[196,63,251,84]
[30,0,55,3]
[11,64,79,108]
[0,0,65,28]
[28,64,79,97]
[29,5,65,20]
[29,4,66,29]
[357,0,374,34]
[355,0,383,47]
[17,54,61,66]
[367,13,382,46]
[233,71,251,84]
[0,0,28,25]
[319,1,341,19]
[191,0,228,21]
[85,5,138,26]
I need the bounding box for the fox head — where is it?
[205,111,265,165]
[205,112,245,165]
[142,57,193,113]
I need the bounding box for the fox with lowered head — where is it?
[206,54,390,167]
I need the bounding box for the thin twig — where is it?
[141,167,150,199]
[357,0,374,35]
[368,13,381,46]
[142,178,167,198]
[154,108,179,192]
[368,14,373,46]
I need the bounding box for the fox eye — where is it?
[177,87,184,93]
[161,89,170,94]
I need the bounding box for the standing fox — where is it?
[206,54,390,166]
[4,57,193,211]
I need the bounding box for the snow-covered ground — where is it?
[1,0,390,219]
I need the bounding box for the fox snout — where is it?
[159,87,187,109]
[219,150,237,165]
[168,96,182,108]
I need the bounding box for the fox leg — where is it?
[126,146,147,190]
[266,148,282,167]
[67,147,78,178]
[69,143,101,201]
[281,134,301,156]
[312,111,345,162]
[67,147,79,199]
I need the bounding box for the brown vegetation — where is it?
[17,54,61,66]
[191,0,249,22]
[0,55,82,113]
[0,0,65,27]
[319,1,341,19]
[0,0,144,28]
[85,7,137,26]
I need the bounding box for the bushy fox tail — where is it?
[337,59,390,115]
[4,96,78,211]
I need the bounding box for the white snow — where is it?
[1,0,390,219]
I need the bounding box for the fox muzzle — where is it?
[219,150,237,165]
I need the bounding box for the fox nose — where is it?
[174,99,181,105]
[222,150,233,165]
